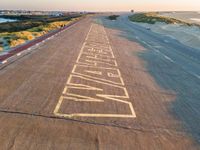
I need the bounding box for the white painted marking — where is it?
[193,73,200,79]
[54,24,136,119]
[154,49,160,53]
[2,60,8,64]
[163,55,174,62]
[17,53,21,56]
[154,49,174,63]
[142,41,146,44]
[85,70,102,75]
[154,45,163,48]
[164,40,169,43]
[135,36,140,40]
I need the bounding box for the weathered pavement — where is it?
[0,16,198,149]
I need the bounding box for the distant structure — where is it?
[0,10,66,16]
[131,10,134,13]
[50,12,64,17]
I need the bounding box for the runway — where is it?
[0,15,199,149]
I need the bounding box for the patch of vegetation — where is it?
[129,12,194,26]
[1,20,72,48]
[107,15,120,20]
[0,15,81,33]
[0,15,81,51]
[0,40,3,51]
[0,21,46,33]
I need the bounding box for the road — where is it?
[0,15,199,149]
[102,14,200,146]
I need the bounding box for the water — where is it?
[0,18,17,23]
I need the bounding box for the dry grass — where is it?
[0,20,71,49]
[129,12,194,25]
[10,39,26,47]
[15,31,35,40]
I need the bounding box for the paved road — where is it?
[102,14,200,146]
[0,16,199,149]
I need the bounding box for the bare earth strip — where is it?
[0,16,198,149]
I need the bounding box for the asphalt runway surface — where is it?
[0,16,199,149]
[102,14,200,148]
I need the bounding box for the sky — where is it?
[0,0,200,12]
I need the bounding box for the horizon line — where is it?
[0,9,200,12]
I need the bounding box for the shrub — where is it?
[10,39,26,47]
[129,12,196,26]
[107,15,120,20]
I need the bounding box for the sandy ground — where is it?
[133,22,200,50]
[160,12,200,24]
[0,16,199,149]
